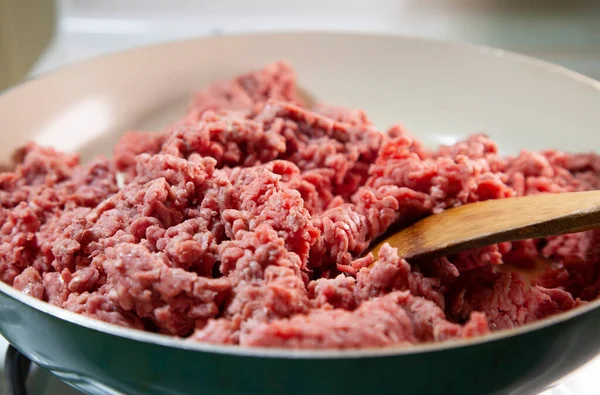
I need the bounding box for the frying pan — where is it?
[0,33,599,395]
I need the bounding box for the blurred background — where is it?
[2,0,600,91]
[1,1,600,394]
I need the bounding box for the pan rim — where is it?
[1,30,600,359]
[3,275,600,359]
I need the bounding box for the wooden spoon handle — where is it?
[369,190,600,260]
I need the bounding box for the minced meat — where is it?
[1,61,599,348]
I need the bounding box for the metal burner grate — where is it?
[4,346,31,395]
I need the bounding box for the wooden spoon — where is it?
[368,190,600,261]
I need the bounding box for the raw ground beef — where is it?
[1,61,599,349]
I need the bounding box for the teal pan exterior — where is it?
[0,283,600,395]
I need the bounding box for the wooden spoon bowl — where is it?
[368,190,600,261]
